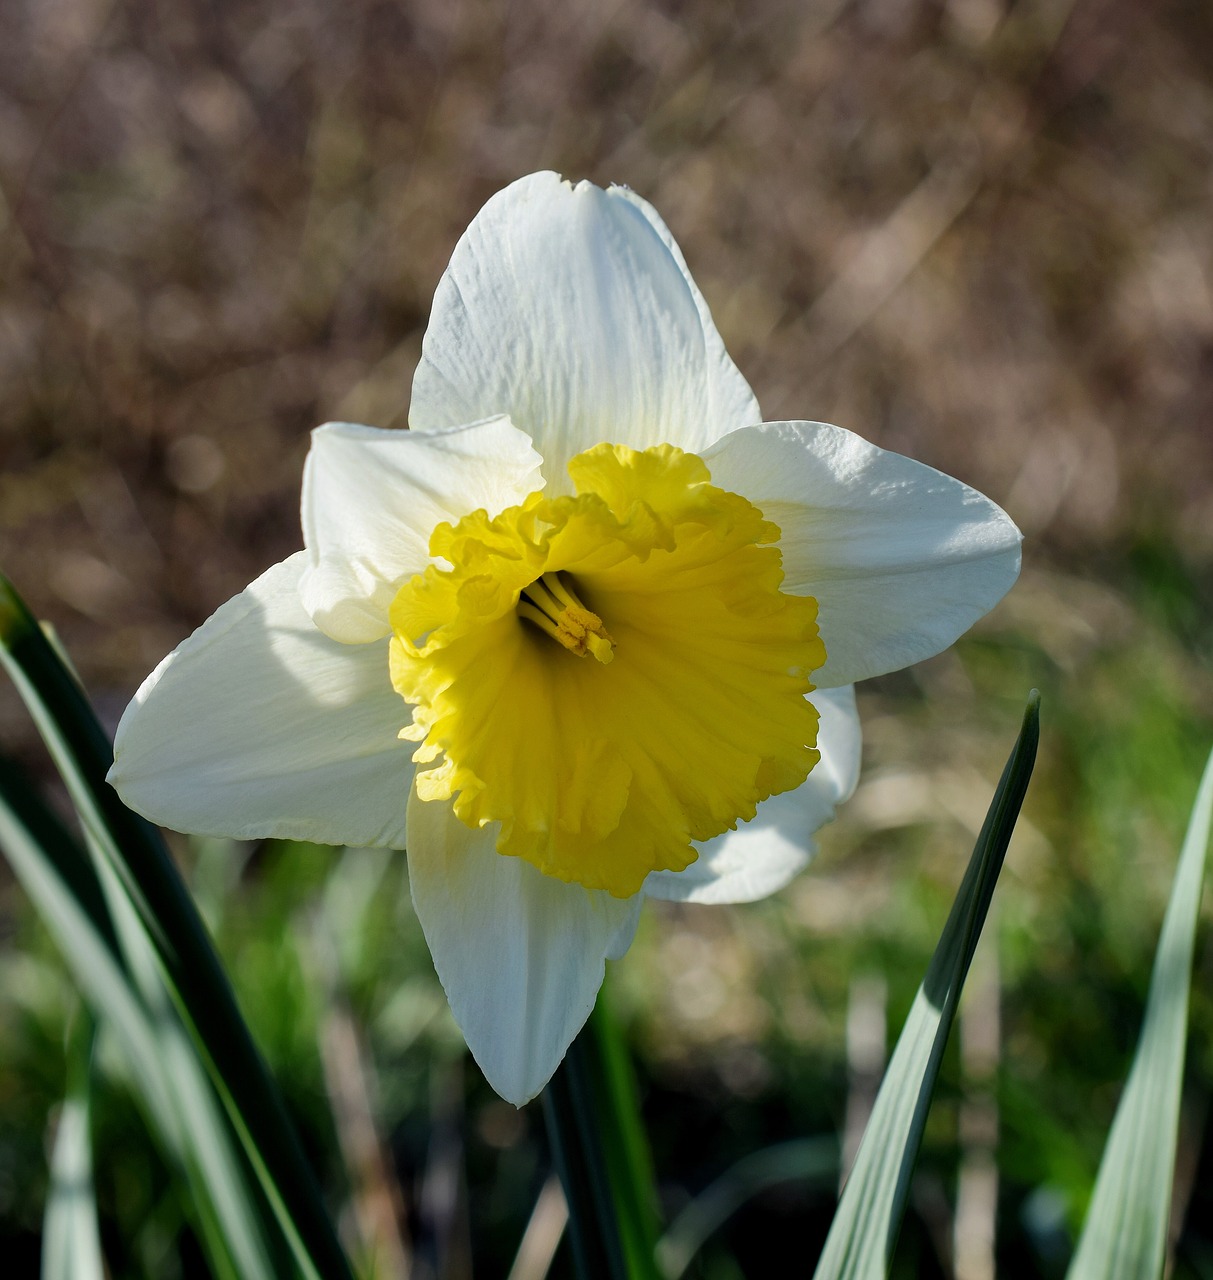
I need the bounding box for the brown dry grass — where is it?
[3,0,1211,744]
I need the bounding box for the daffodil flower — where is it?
[108,172,1021,1106]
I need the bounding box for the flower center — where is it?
[388,442,826,899]
[517,571,615,664]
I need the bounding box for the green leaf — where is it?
[586,988,663,1272]
[543,983,663,1280]
[812,691,1040,1280]
[1065,744,1213,1280]
[0,756,286,1280]
[42,1012,104,1280]
[0,574,354,1280]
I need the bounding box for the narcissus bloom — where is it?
[109,172,1021,1105]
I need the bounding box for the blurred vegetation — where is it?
[2,0,1213,1275]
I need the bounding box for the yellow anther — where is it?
[519,572,615,664]
[584,632,614,664]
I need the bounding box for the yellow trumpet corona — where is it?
[388,443,825,899]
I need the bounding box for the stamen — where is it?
[519,572,615,664]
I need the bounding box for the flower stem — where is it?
[542,984,662,1280]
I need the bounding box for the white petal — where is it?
[644,685,861,905]
[407,788,642,1106]
[410,171,760,492]
[299,416,544,644]
[108,553,412,846]
[704,422,1022,688]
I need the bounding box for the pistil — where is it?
[518,572,615,664]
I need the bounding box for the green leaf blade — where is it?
[813,691,1040,1280]
[1065,744,1213,1280]
[41,1015,105,1280]
[0,759,287,1280]
[0,574,351,1280]
[542,984,663,1280]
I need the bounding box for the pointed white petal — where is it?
[410,171,759,492]
[704,422,1022,688]
[644,685,861,905]
[299,416,543,644]
[407,789,642,1106]
[109,554,412,846]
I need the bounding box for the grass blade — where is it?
[0,575,353,1280]
[812,691,1040,1280]
[42,1013,104,1280]
[1065,745,1213,1280]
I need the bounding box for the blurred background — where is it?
[2,0,1213,1275]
